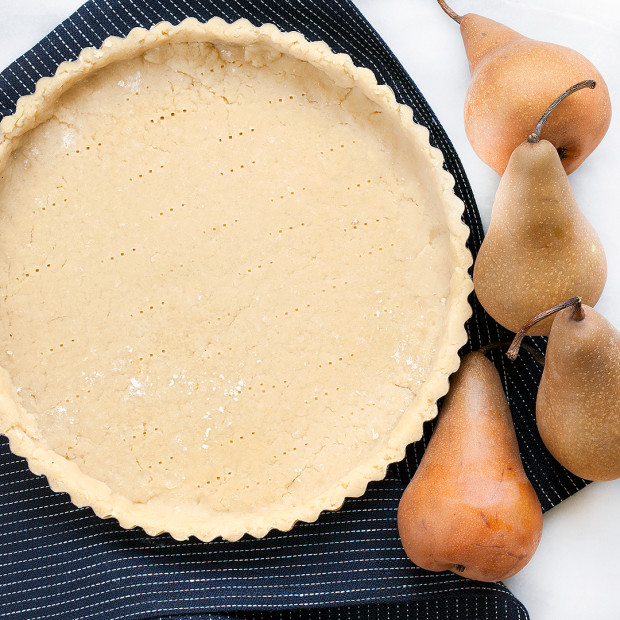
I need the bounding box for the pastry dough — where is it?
[0,18,472,541]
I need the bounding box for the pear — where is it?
[398,352,543,582]
[437,0,611,175]
[508,299,620,481]
[473,82,607,336]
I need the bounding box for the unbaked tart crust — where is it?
[0,18,472,541]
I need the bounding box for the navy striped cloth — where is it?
[0,1,588,619]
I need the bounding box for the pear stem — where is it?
[527,80,596,144]
[479,341,545,367]
[437,0,462,24]
[572,302,586,322]
[507,297,582,361]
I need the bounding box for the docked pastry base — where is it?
[0,18,472,541]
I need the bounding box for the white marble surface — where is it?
[0,1,618,618]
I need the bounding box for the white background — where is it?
[0,1,618,619]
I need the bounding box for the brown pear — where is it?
[437,0,611,175]
[473,82,607,336]
[509,300,620,481]
[398,352,543,582]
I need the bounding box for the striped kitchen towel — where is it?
[0,1,588,619]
